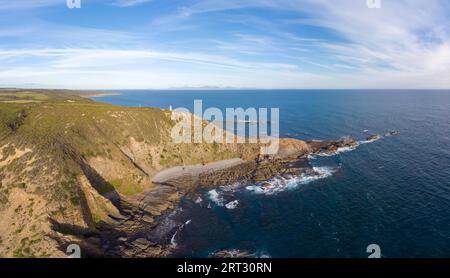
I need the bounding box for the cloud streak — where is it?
[112,0,152,7]
[0,0,62,10]
[0,0,449,89]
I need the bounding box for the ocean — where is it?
[90,90,450,258]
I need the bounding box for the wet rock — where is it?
[211,249,253,258]
[385,130,400,137]
[98,136,360,258]
[366,134,381,142]
[308,138,358,156]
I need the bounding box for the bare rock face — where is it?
[0,89,362,258]
[307,138,358,156]
[153,138,358,190]
[274,138,312,159]
[97,137,359,258]
[385,130,400,137]
[366,134,381,142]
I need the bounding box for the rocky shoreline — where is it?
[54,131,400,257]
[93,137,358,257]
[0,89,402,258]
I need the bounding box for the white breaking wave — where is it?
[220,182,242,192]
[309,136,382,159]
[208,189,240,210]
[359,136,381,145]
[207,189,224,206]
[308,145,357,159]
[195,196,203,204]
[225,200,239,210]
[246,166,336,195]
[170,219,192,247]
[255,250,272,258]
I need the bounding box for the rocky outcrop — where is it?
[0,89,360,258]
[273,138,312,159]
[92,137,358,258]
[77,175,121,225]
[153,138,357,189]
[385,130,400,137]
[366,134,381,142]
[307,138,357,156]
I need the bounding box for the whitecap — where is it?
[220,181,242,192]
[359,136,381,145]
[195,196,203,204]
[321,145,358,157]
[225,200,239,210]
[207,189,224,206]
[246,166,336,195]
[309,145,358,159]
[257,252,272,258]
[310,136,382,159]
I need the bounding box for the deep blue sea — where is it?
[91,90,450,258]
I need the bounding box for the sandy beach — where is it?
[79,92,122,98]
[152,158,245,184]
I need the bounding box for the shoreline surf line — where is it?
[80,92,122,98]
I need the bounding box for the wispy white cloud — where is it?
[1,0,450,89]
[290,0,450,76]
[112,0,152,7]
[167,0,450,87]
[1,46,449,89]
[0,48,299,71]
[0,0,62,10]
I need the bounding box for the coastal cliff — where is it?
[0,89,357,257]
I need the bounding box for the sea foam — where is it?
[225,200,239,210]
[309,136,382,159]
[170,219,192,247]
[207,189,224,206]
[246,166,336,195]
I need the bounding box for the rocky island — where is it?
[0,89,358,257]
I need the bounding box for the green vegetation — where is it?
[1,89,175,194]
[109,179,144,196]
[0,89,253,196]
[1,144,15,161]
[0,91,49,103]
[93,215,102,224]
[0,88,259,258]
[70,196,79,206]
[17,183,26,190]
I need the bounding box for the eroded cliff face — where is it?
[96,138,358,258]
[0,90,260,257]
[0,89,357,258]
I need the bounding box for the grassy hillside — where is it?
[0,89,259,257]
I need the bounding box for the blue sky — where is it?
[0,0,449,89]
